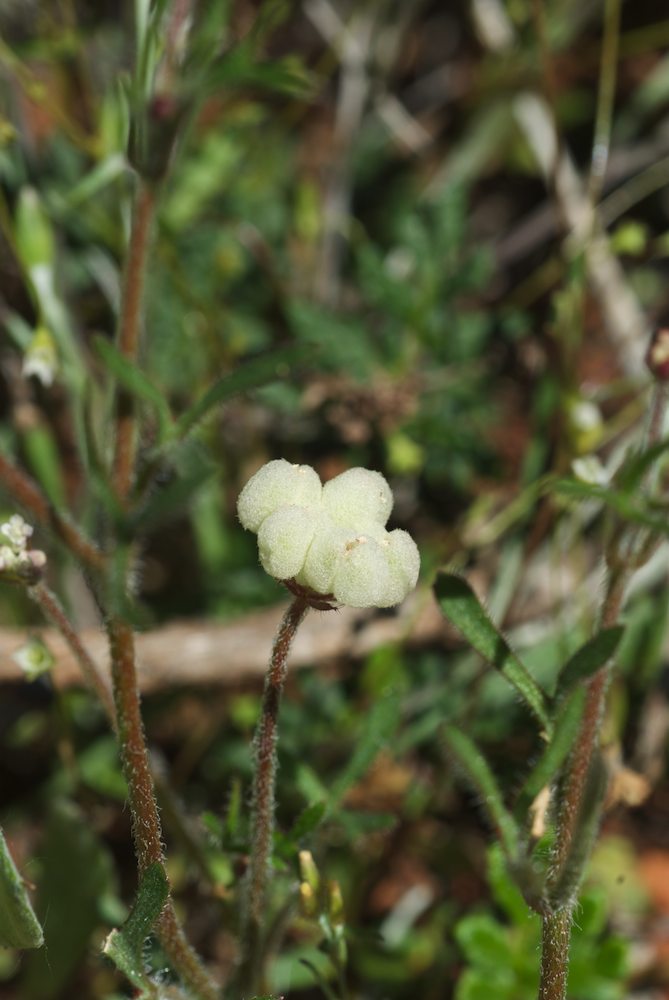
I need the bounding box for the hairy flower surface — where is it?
[238,460,420,608]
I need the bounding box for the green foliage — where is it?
[21,803,117,1000]
[103,863,169,997]
[0,829,43,950]
[455,849,628,1000]
[434,573,551,732]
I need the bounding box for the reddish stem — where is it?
[240,596,309,992]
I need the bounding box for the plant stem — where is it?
[112,181,155,500]
[0,452,104,570]
[538,382,668,1000]
[239,595,309,993]
[107,617,219,1000]
[29,581,116,726]
[539,909,571,1000]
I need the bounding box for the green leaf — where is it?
[22,802,117,999]
[443,725,519,860]
[555,627,624,697]
[93,335,172,438]
[614,436,669,494]
[103,862,168,994]
[434,573,551,733]
[172,345,312,440]
[455,913,512,969]
[0,828,43,949]
[549,477,669,535]
[514,687,586,821]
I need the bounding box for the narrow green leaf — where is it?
[93,335,172,437]
[0,828,43,949]
[514,687,586,821]
[615,436,669,493]
[173,346,312,440]
[549,477,669,534]
[434,573,551,733]
[443,725,519,860]
[555,627,624,697]
[103,862,168,993]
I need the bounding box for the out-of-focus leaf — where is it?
[455,913,512,969]
[102,862,168,996]
[172,345,311,440]
[443,725,519,860]
[22,425,67,508]
[514,687,586,821]
[434,573,551,732]
[614,437,669,494]
[327,693,401,809]
[200,45,314,99]
[555,627,624,697]
[130,461,214,534]
[22,802,116,999]
[0,829,43,950]
[549,477,668,534]
[93,335,172,438]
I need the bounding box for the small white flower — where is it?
[12,637,55,681]
[238,461,420,609]
[1,514,33,549]
[0,515,46,583]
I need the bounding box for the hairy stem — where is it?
[0,453,104,571]
[538,383,668,1000]
[539,909,572,1000]
[239,596,309,993]
[107,618,219,999]
[112,181,155,500]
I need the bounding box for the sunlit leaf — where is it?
[434,573,551,733]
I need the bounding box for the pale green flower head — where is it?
[237,459,322,532]
[237,461,420,609]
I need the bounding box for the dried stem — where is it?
[112,181,155,500]
[239,596,309,994]
[29,581,115,726]
[0,453,104,571]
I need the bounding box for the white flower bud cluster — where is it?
[0,514,47,582]
[237,460,420,608]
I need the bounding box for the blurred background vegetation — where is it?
[1,0,669,997]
